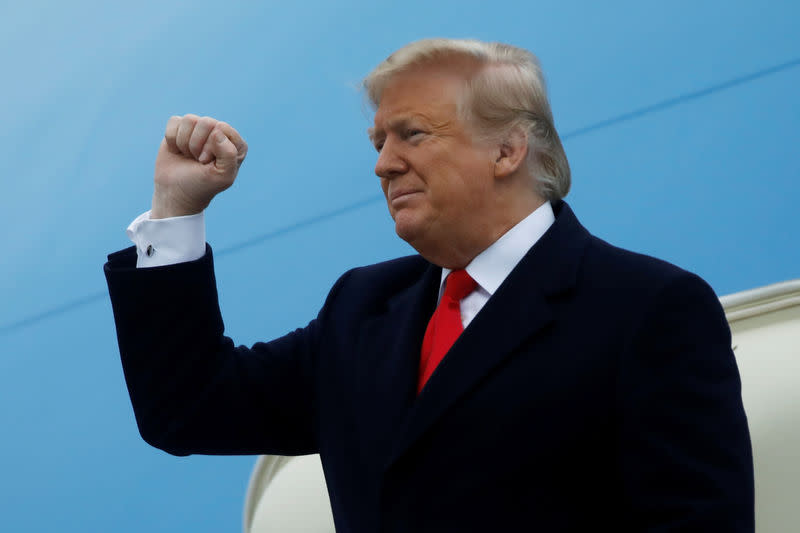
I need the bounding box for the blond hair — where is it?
[363,38,570,200]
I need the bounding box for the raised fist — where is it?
[151,114,248,219]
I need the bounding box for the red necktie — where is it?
[418,269,477,393]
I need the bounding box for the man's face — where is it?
[370,65,497,263]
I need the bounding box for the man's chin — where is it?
[394,223,418,245]
[393,216,425,247]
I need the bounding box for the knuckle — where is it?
[165,119,179,136]
[198,116,216,129]
[180,115,198,129]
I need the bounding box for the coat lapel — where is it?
[385,201,590,469]
[355,260,441,462]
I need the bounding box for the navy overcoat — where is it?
[105,201,754,532]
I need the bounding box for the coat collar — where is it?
[384,200,589,468]
[354,258,441,464]
[356,201,591,472]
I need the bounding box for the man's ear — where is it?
[494,128,528,179]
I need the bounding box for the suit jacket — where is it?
[104,201,754,532]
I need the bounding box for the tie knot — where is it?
[443,269,477,302]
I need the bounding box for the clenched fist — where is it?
[151,114,248,219]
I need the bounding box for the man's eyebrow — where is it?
[367,116,418,143]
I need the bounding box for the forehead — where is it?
[370,65,469,137]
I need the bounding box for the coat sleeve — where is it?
[104,245,341,457]
[617,271,754,531]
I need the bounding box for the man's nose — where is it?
[374,139,408,179]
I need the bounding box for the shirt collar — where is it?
[439,201,555,299]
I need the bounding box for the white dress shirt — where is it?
[126,201,555,327]
[438,201,554,328]
[127,210,206,268]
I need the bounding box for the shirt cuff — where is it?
[126,210,206,268]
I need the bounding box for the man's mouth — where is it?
[390,189,421,203]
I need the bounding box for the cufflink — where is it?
[145,244,155,257]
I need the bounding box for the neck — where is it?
[416,191,545,269]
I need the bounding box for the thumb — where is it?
[209,130,239,173]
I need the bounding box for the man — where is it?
[105,39,754,531]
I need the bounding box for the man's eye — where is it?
[374,142,384,152]
[406,129,424,138]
